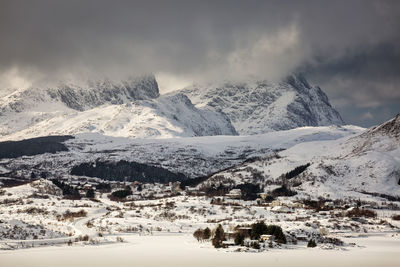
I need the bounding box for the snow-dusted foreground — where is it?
[0,233,399,267]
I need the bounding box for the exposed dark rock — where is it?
[0,136,73,159]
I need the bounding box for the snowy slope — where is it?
[0,94,236,140]
[0,125,362,179]
[200,114,400,199]
[0,76,236,139]
[0,74,345,139]
[176,74,344,135]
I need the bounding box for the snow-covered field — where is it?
[0,233,399,267]
[0,115,399,265]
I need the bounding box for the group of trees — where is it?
[193,221,287,248]
[111,186,132,199]
[249,221,286,243]
[193,225,225,248]
[284,163,310,180]
[270,185,297,198]
[71,159,187,183]
[51,179,81,199]
[193,227,211,242]
[233,183,261,200]
[95,182,111,192]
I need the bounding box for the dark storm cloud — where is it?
[300,42,400,126]
[0,0,399,126]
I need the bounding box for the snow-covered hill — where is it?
[199,114,400,200]
[0,75,236,139]
[0,125,362,179]
[176,74,344,135]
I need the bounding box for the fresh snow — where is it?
[0,125,364,178]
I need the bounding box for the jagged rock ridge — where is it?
[0,75,236,139]
[177,74,344,135]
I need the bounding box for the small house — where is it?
[222,240,235,246]
[270,200,282,207]
[271,205,291,213]
[226,189,242,199]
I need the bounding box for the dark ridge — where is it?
[363,113,400,139]
[70,159,188,183]
[0,135,73,159]
[0,177,32,187]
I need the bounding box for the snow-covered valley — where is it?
[0,75,399,266]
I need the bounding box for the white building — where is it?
[226,189,242,199]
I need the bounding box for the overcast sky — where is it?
[0,0,399,127]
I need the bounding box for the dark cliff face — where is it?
[285,75,344,128]
[0,75,160,114]
[179,74,344,134]
[48,74,160,111]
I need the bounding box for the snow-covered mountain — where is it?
[0,73,345,140]
[0,75,236,140]
[176,74,344,135]
[199,114,400,200]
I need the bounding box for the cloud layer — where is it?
[0,0,399,126]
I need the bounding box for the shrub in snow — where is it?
[203,227,211,240]
[307,239,317,248]
[392,214,400,221]
[234,232,245,246]
[193,228,203,242]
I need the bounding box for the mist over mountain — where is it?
[0,74,344,140]
[174,74,343,135]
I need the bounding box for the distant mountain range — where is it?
[0,74,343,140]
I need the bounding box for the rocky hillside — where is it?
[0,74,345,139]
[0,75,236,139]
[177,74,344,135]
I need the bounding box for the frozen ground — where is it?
[0,233,399,267]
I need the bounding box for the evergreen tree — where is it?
[86,189,95,198]
[203,227,211,240]
[307,239,317,247]
[250,221,268,240]
[212,224,225,248]
[193,228,203,242]
[234,232,245,245]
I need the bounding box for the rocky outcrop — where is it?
[177,74,344,135]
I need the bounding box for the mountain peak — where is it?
[48,74,159,111]
[176,75,344,135]
[364,113,400,140]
